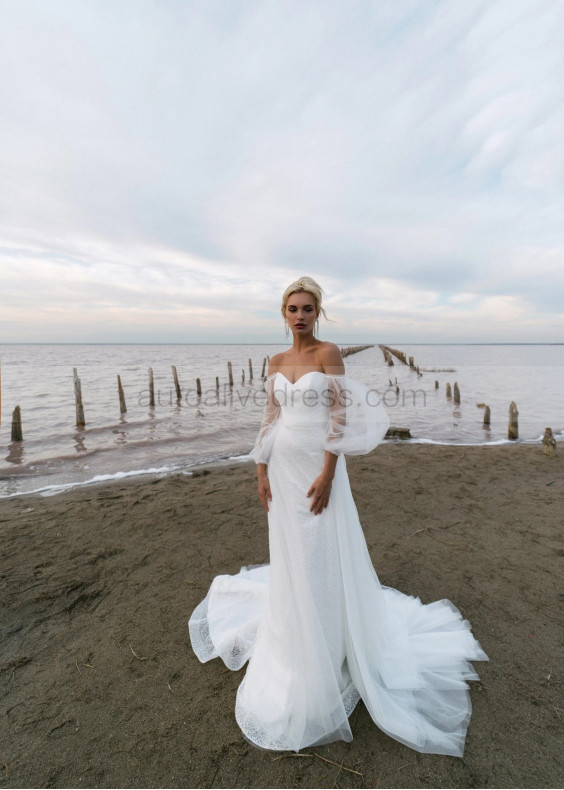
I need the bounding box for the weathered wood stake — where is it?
[117,375,127,414]
[446,382,452,399]
[435,380,439,389]
[196,378,202,397]
[508,401,519,440]
[542,427,556,457]
[483,405,491,426]
[385,426,412,439]
[241,369,245,383]
[248,358,253,380]
[11,406,22,441]
[73,368,86,427]
[453,382,460,404]
[172,365,182,401]
[148,368,155,408]
[228,361,233,387]
[261,357,266,378]
[215,376,219,392]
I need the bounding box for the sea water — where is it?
[0,343,562,497]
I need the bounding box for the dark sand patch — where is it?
[1,443,562,788]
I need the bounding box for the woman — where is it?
[189,276,487,755]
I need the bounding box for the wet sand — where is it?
[1,443,562,789]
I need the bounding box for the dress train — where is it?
[189,372,487,755]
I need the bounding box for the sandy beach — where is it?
[1,443,562,789]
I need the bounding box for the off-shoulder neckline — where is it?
[266,371,345,386]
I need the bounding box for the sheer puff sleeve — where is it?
[324,375,390,456]
[248,375,281,465]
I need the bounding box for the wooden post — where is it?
[435,380,439,389]
[228,361,233,387]
[215,376,219,392]
[261,357,266,378]
[242,369,245,383]
[542,427,556,457]
[172,365,182,401]
[148,368,155,408]
[453,382,460,404]
[446,382,452,399]
[117,375,127,414]
[508,401,519,440]
[483,405,491,426]
[196,378,202,397]
[11,406,22,441]
[248,358,253,380]
[73,368,85,427]
[409,356,414,368]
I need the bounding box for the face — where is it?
[285,291,319,335]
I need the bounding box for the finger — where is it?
[311,496,322,514]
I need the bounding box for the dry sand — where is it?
[1,443,562,789]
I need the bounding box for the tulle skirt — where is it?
[189,422,488,755]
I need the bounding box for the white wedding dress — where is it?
[189,371,488,756]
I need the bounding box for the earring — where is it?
[284,319,289,338]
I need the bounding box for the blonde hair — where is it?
[281,276,328,320]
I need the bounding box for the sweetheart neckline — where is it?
[270,371,328,386]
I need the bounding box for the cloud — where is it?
[0,0,563,342]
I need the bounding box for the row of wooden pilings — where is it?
[77,359,273,431]
[6,358,272,441]
[5,345,375,441]
[380,347,557,450]
[379,345,422,376]
[341,345,374,358]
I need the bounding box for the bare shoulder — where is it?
[267,351,287,376]
[318,342,345,375]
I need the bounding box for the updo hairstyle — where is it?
[281,276,328,320]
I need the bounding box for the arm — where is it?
[254,357,283,512]
[307,344,345,515]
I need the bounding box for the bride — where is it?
[189,276,487,756]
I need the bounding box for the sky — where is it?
[1,0,563,344]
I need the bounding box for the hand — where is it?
[257,470,272,512]
[307,474,333,515]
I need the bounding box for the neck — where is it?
[291,333,319,353]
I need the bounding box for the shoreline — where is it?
[1,443,562,788]
[1,433,562,501]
